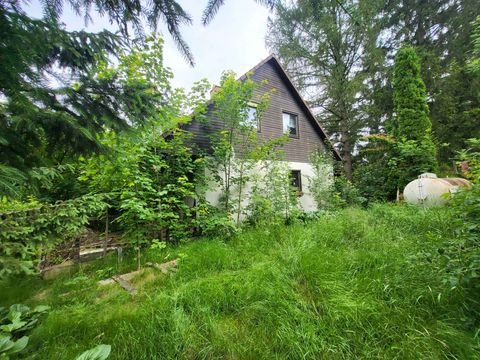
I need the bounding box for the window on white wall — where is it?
[282,112,298,137]
[290,170,302,192]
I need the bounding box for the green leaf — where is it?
[6,336,28,354]
[32,305,50,314]
[0,335,28,355]
[1,311,27,333]
[0,335,14,353]
[8,305,29,315]
[75,344,111,360]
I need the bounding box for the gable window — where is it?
[290,170,302,193]
[246,105,259,131]
[283,112,298,137]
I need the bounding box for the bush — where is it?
[333,177,367,207]
[443,185,480,321]
[195,203,238,239]
[0,195,106,278]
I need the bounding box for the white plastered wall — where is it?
[204,160,333,219]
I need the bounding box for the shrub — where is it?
[195,203,238,239]
[0,195,106,278]
[308,150,334,209]
[333,177,367,207]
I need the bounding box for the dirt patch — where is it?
[32,289,50,302]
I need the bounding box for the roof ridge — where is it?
[242,55,341,161]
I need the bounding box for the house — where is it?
[185,55,341,215]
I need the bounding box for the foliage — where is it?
[2,205,480,358]
[79,127,200,245]
[437,139,480,319]
[0,304,49,359]
[389,137,438,191]
[447,186,480,289]
[457,138,480,181]
[75,344,111,360]
[388,46,437,189]
[247,161,301,226]
[353,134,397,201]
[194,202,238,239]
[0,17,180,196]
[268,0,479,188]
[332,177,367,207]
[76,36,211,246]
[266,0,382,180]
[0,4,121,182]
[0,334,27,360]
[430,64,480,163]
[467,16,480,75]
[390,47,433,141]
[0,166,27,200]
[308,150,334,209]
[202,0,278,25]
[369,0,479,167]
[206,71,276,222]
[0,195,106,278]
[1,0,254,197]
[0,304,49,337]
[1,0,193,66]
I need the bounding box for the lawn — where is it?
[2,204,479,359]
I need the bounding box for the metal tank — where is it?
[403,173,471,206]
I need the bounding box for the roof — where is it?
[176,55,342,162]
[240,55,342,161]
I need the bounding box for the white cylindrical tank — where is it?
[403,173,471,206]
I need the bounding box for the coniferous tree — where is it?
[0,0,277,197]
[266,0,381,181]
[391,47,432,141]
[367,0,480,166]
[389,46,437,189]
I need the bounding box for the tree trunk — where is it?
[236,162,244,225]
[342,131,353,181]
[103,208,109,257]
[343,152,353,181]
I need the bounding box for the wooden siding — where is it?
[184,57,332,163]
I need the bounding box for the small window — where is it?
[246,106,259,130]
[283,112,298,137]
[290,170,302,192]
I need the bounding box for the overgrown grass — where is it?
[2,204,479,359]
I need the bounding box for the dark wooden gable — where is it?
[184,55,341,163]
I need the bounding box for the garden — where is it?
[2,204,480,359]
[1,0,480,359]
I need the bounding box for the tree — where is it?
[390,47,432,141]
[389,46,437,189]
[77,40,212,243]
[0,7,122,195]
[0,30,180,197]
[266,0,381,180]
[467,16,480,75]
[364,0,480,166]
[0,0,280,198]
[207,71,276,222]
[202,0,278,25]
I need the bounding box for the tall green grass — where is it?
[2,204,479,359]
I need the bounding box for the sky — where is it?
[26,0,272,90]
